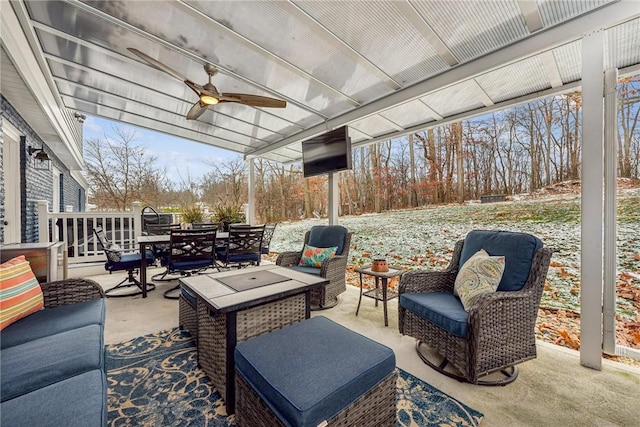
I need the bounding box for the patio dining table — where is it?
[137,231,228,298]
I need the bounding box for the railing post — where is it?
[133,201,141,236]
[37,200,49,243]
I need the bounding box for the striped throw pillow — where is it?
[0,255,44,331]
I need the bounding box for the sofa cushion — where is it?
[235,316,395,427]
[0,256,44,331]
[0,299,105,350]
[458,230,542,291]
[1,370,107,427]
[1,325,104,402]
[400,292,469,337]
[307,225,348,256]
[298,245,337,268]
[454,249,505,311]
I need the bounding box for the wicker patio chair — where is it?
[398,229,554,385]
[275,225,352,310]
[40,278,105,308]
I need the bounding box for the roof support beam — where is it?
[247,0,638,158]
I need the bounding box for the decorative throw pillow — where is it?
[106,244,122,263]
[299,245,338,268]
[454,249,505,311]
[0,255,44,331]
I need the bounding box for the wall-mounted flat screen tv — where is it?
[302,126,352,178]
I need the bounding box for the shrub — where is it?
[181,205,204,224]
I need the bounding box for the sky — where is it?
[82,115,241,184]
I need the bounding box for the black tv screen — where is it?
[302,126,352,178]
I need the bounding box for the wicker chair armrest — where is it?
[40,278,105,308]
[275,251,302,267]
[468,290,536,331]
[399,270,457,294]
[319,254,347,276]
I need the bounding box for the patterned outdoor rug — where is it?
[106,328,483,426]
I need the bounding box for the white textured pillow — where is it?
[454,249,505,311]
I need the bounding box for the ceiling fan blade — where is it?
[221,93,286,108]
[128,48,187,82]
[186,101,209,120]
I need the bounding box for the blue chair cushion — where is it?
[0,299,105,349]
[458,230,542,291]
[261,246,269,254]
[216,252,261,264]
[180,285,197,308]
[105,251,154,272]
[0,370,107,427]
[400,292,468,337]
[235,316,395,427]
[169,259,212,271]
[287,265,321,276]
[307,225,348,256]
[0,325,104,401]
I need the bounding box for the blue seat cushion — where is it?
[105,251,154,272]
[307,225,348,256]
[0,325,104,402]
[261,246,269,254]
[180,285,197,307]
[0,299,105,349]
[235,316,395,427]
[0,370,107,427]
[216,252,261,264]
[169,259,213,271]
[400,292,468,337]
[459,230,542,291]
[287,265,321,276]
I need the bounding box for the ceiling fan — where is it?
[128,48,286,120]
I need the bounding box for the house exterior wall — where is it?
[1,96,85,243]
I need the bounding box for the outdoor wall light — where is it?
[74,112,86,123]
[28,145,52,170]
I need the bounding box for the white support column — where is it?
[602,68,618,355]
[247,158,256,225]
[37,200,49,243]
[580,31,604,370]
[133,202,141,236]
[327,172,339,225]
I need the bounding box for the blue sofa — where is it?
[0,278,107,427]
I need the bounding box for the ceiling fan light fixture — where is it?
[200,95,219,105]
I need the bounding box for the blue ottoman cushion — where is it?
[400,292,468,337]
[0,299,105,349]
[459,230,542,291]
[0,325,104,401]
[235,316,395,427]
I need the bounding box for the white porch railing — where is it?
[38,201,142,264]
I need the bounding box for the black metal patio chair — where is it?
[93,226,156,298]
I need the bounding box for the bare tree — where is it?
[84,126,168,210]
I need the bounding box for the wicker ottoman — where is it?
[234,316,397,427]
[178,286,198,343]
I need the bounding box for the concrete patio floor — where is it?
[94,266,639,427]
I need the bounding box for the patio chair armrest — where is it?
[319,254,347,276]
[398,270,457,294]
[40,278,106,308]
[276,251,302,267]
